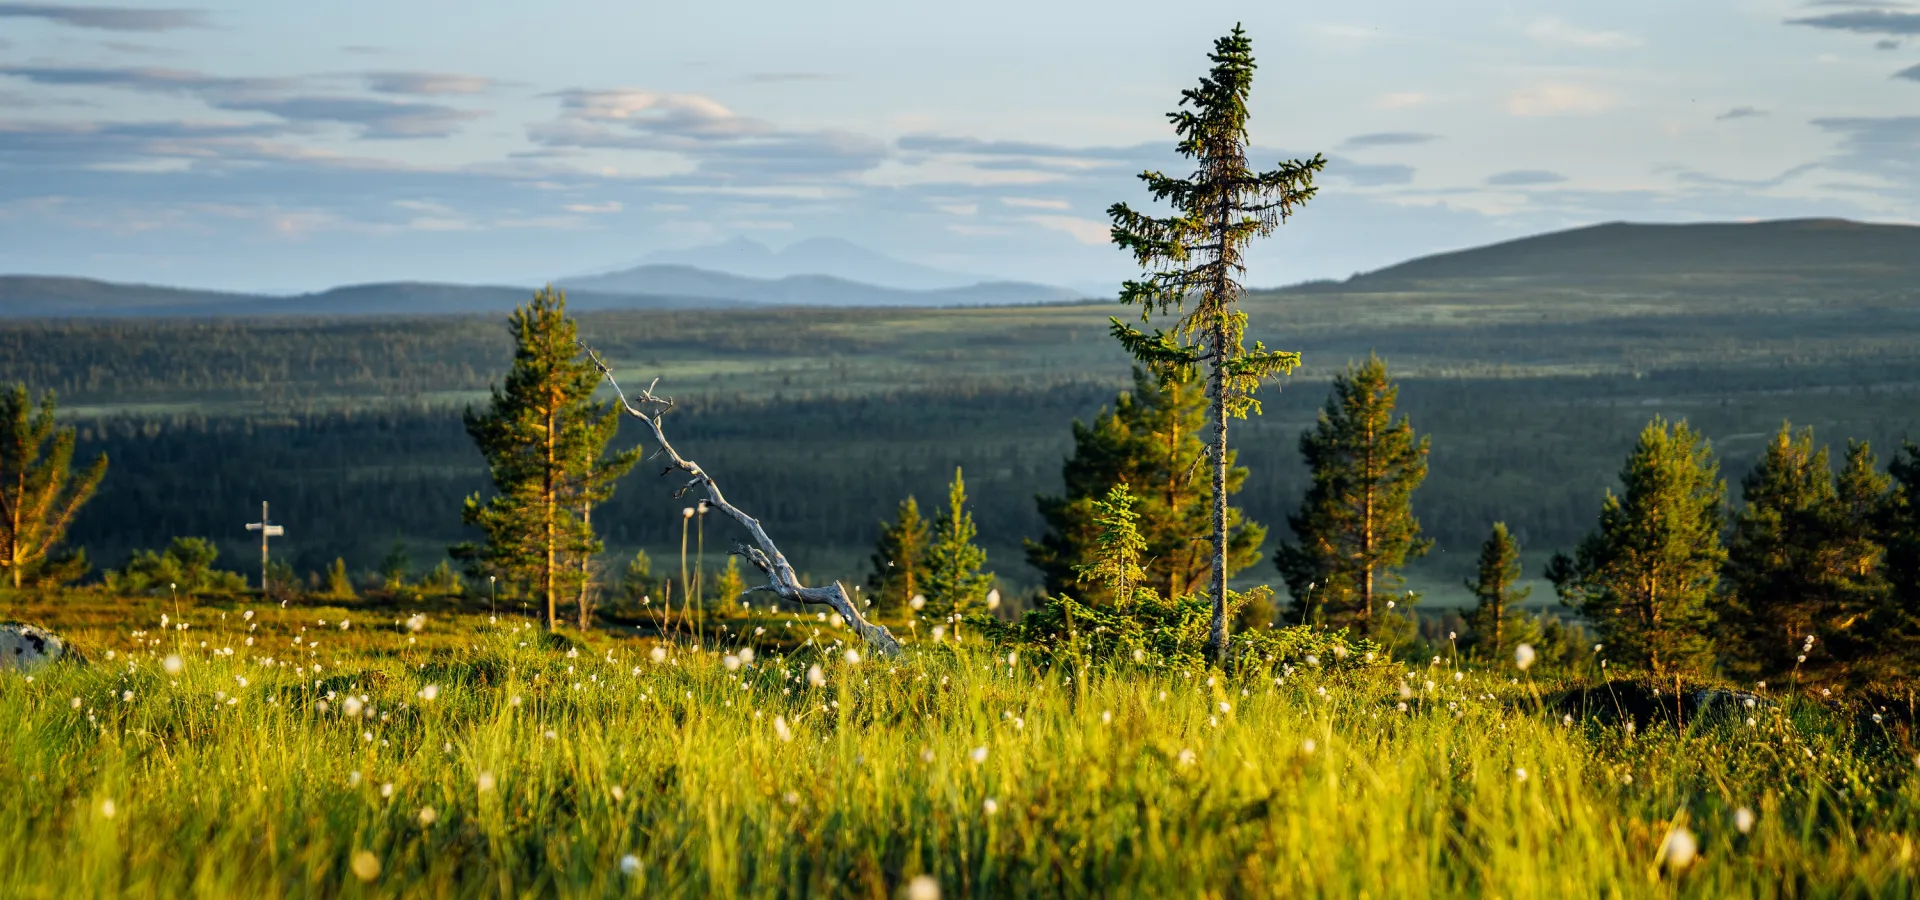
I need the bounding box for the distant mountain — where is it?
[1338,218,1920,287]
[0,276,744,318]
[617,236,984,290]
[557,264,1081,307]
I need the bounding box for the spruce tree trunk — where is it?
[545,401,558,632]
[1205,320,1231,665]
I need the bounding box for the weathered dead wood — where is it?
[582,344,903,656]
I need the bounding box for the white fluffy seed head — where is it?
[162,655,184,675]
[1661,827,1698,870]
[1734,807,1755,834]
[1514,644,1537,671]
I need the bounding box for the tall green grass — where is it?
[1,595,1915,897]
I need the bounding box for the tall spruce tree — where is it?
[922,468,993,616]
[456,288,639,631]
[1817,440,1896,681]
[1107,25,1324,663]
[1026,367,1264,606]
[0,385,107,589]
[1274,355,1431,641]
[868,496,930,617]
[1721,425,1838,678]
[1548,418,1725,676]
[1857,441,1920,682]
[1464,522,1532,659]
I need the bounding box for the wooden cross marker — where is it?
[244,501,284,597]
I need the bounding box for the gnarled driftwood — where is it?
[583,344,903,656]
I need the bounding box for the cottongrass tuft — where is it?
[983,797,999,816]
[1301,738,1317,755]
[417,806,438,827]
[1660,827,1698,871]
[808,665,826,687]
[619,855,642,876]
[1734,807,1756,834]
[1514,644,1537,671]
[349,851,381,882]
[773,716,794,742]
[417,685,439,702]
[906,875,942,900]
[477,771,495,793]
[970,746,989,764]
[162,655,184,675]
[100,799,116,819]
[844,649,861,665]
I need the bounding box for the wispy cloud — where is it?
[1717,106,1768,120]
[530,88,887,178]
[0,3,208,31]
[1786,10,1920,35]
[1896,62,1920,81]
[1485,169,1567,186]
[0,65,487,138]
[745,72,840,83]
[363,71,496,96]
[1504,83,1618,116]
[1025,214,1109,245]
[1525,18,1643,49]
[1340,131,1441,149]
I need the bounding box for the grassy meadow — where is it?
[3,591,1916,897]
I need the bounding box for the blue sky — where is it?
[0,0,1916,292]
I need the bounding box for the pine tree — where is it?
[0,385,107,589]
[867,496,930,616]
[1027,368,1264,606]
[618,548,656,606]
[1860,441,1920,681]
[1464,522,1532,659]
[1547,418,1725,676]
[1274,355,1432,641]
[714,555,748,608]
[1107,25,1324,664]
[456,288,640,630]
[922,467,993,616]
[325,557,356,600]
[1074,483,1152,606]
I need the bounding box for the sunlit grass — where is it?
[1,593,1915,897]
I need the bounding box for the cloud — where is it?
[1328,159,1415,186]
[1000,197,1071,209]
[1374,92,1427,109]
[1485,169,1568,186]
[1025,214,1109,245]
[1504,84,1617,116]
[745,72,839,83]
[363,71,495,96]
[1878,38,1903,49]
[1525,18,1643,49]
[562,200,622,214]
[1339,131,1440,149]
[1786,10,1920,35]
[896,133,1148,161]
[0,3,208,31]
[235,96,486,138]
[1897,63,1920,81]
[1810,115,1920,190]
[0,65,485,138]
[531,88,887,179]
[1717,106,1768,120]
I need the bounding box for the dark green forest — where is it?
[9,243,1920,605]
[37,340,1920,604]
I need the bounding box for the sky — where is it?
[0,0,1916,293]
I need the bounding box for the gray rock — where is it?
[0,623,75,672]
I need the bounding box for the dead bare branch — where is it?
[582,343,903,656]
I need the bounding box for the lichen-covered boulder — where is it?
[0,623,74,672]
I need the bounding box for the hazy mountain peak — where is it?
[638,235,982,290]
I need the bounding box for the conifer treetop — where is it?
[1106,24,1324,415]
